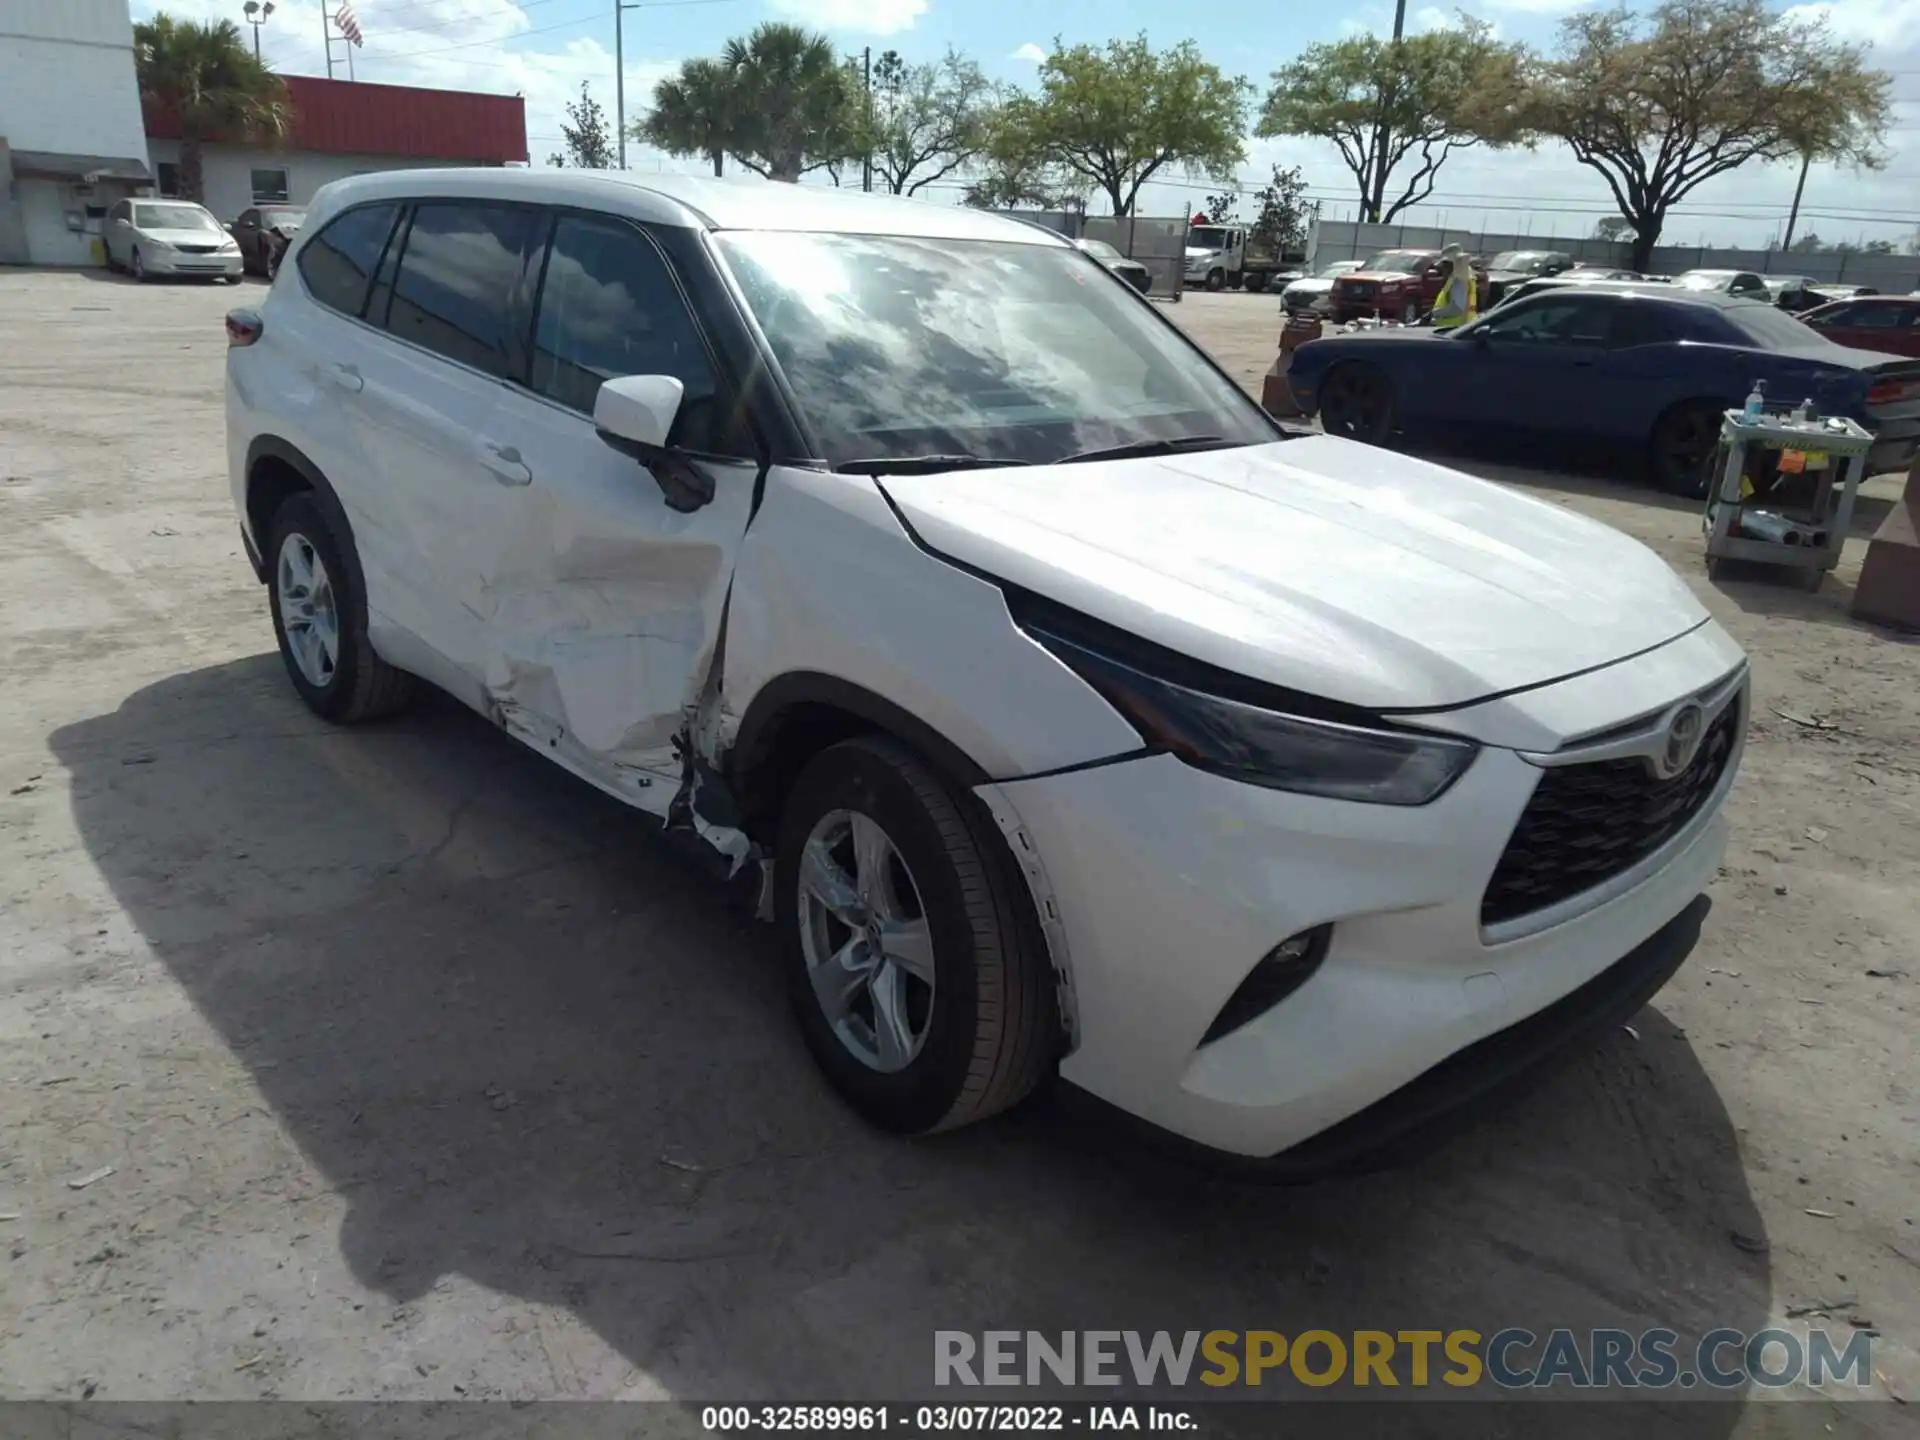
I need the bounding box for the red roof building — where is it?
[144,74,527,219]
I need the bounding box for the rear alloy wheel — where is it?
[1317,362,1396,444]
[1650,401,1724,498]
[265,494,414,722]
[776,735,1057,1135]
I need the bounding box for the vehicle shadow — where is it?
[50,655,1772,1426]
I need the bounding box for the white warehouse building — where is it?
[0,0,152,266]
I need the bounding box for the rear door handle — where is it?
[479,441,532,486]
[323,362,363,394]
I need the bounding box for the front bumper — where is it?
[144,248,243,279]
[984,642,1743,1161]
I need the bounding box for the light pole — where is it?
[615,0,640,169]
[243,1,274,60]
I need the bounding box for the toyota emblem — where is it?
[1656,702,1706,779]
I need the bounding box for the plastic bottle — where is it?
[1744,380,1766,420]
[1791,396,1812,424]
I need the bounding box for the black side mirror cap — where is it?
[595,430,716,513]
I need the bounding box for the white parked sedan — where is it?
[223,169,1746,1171]
[104,198,243,283]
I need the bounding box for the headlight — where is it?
[220,239,240,252]
[141,236,173,251]
[1021,608,1478,806]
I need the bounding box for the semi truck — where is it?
[1183,224,1306,293]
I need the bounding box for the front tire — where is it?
[130,248,147,283]
[1317,362,1396,444]
[265,494,414,723]
[775,736,1057,1135]
[1205,268,1226,292]
[1401,298,1420,324]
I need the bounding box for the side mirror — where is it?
[592,373,715,513]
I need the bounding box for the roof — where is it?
[1514,276,1756,306]
[10,150,151,182]
[144,75,526,164]
[307,168,1070,245]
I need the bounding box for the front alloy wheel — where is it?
[775,736,1057,1134]
[797,810,936,1073]
[1317,363,1395,444]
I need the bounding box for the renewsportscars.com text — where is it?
[934,1328,1874,1392]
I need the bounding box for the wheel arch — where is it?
[725,672,991,840]
[244,436,351,584]
[725,673,1076,1045]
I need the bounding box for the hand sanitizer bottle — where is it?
[1744,380,1766,420]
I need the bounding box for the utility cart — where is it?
[1703,410,1874,591]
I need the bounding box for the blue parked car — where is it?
[1284,283,1920,494]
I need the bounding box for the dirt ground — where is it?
[0,272,1915,1429]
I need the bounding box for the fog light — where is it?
[1200,925,1332,1045]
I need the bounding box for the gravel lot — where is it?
[0,272,1915,1429]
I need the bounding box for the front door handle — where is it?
[323,362,363,394]
[480,441,532,487]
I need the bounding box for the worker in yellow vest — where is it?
[1430,243,1477,330]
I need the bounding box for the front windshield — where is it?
[717,231,1274,468]
[1188,226,1230,252]
[1360,250,1424,274]
[1078,238,1121,261]
[134,203,221,231]
[1489,252,1546,272]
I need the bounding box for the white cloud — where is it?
[1783,0,1920,46]
[1478,0,1592,13]
[1010,42,1047,64]
[768,0,929,35]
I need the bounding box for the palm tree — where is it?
[638,58,735,177]
[720,24,859,182]
[135,14,289,205]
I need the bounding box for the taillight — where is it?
[225,309,263,347]
[1866,373,1920,406]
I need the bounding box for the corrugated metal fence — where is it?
[1310,218,1920,293]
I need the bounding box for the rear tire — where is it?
[264,493,414,723]
[1317,362,1396,444]
[1650,401,1724,498]
[1245,273,1270,294]
[775,735,1057,1135]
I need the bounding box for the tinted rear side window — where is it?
[385,202,541,378]
[297,203,398,316]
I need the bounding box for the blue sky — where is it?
[136,1,1920,250]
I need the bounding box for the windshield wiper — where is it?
[835,454,1034,476]
[1056,435,1238,465]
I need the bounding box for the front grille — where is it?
[1481,696,1740,928]
[176,243,222,254]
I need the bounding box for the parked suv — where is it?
[226,170,1746,1168]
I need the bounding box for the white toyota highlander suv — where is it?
[224,169,1747,1173]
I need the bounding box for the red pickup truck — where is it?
[1327,248,1488,324]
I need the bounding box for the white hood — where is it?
[878,436,1709,711]
[138,227,232,247]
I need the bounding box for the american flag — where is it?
[334,2,363,47]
